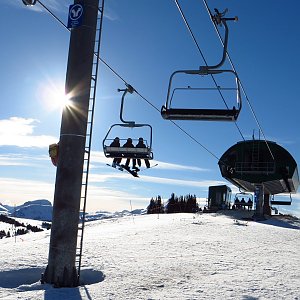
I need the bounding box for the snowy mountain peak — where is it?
[2,199,53,221]
[22,199,51,207]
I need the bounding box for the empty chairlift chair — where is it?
[270,195,292,206]
[161,8,241,122]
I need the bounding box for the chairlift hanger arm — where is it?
[118,84,135,126]
[201,8,238,71]
[212,8,238,25]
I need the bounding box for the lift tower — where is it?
[43,0,100,287]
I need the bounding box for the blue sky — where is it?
[1,0,300,216]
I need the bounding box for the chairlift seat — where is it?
[104,146,153,159]
[270,200,292,206]
[161,107,239,121]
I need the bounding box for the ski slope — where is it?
[0,211,299,299]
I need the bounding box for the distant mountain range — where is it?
[1,199,53,222]
[0,200,146,222]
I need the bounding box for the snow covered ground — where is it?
[0,211,300,299]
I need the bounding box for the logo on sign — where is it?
[67,4,84,28]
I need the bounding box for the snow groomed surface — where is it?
[1,212,299,299]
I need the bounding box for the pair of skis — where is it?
[107,163,158,177]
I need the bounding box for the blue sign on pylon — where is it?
[67,4,84,29]
[254,186,260,204]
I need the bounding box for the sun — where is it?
[39,80,72,112]
[53,91,72,109]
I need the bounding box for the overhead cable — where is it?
[33,0,226,163]
[174,0,245,141]
[202,0,274,160]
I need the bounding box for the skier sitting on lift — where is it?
[122,138,135,169]
[134,137,150,171]
[110,137,122,167]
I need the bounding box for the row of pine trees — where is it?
[147,193,199,214]
[0,214,45,239]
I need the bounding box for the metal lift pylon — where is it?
[43,0,103,287]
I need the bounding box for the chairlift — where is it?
[234,192,253,201]
[22,0,37,6]
[234,192,253,202]
[161,9,241,121]
[233,192,253,209]
[103,85,153,160]
[270,195,292,206]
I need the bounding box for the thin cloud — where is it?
[0,154,49,167]
[86,184,146,212]
[91,151,210,172]
[89,171,225,189]
[139,175,226,188]
[1,149,209,172]
[269,137,296,146]
[154,161,209,172]
[0,177,54,206]
[90,151,111,165]
[0,117,37,135]
[46,0,70,12]
[0,117,57,148]
[0,155,31,167]
[2,173,298,215]
[99,0,120,21]
[89,172,126,183]
[104,7,119,21]
[0,176,145,213]
[244,133,296,147]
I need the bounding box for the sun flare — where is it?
[40,81,72,112]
